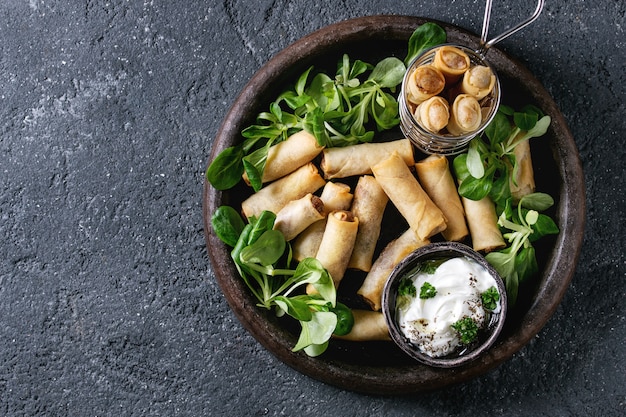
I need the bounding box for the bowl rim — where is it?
[381,242,508,368]
[202,14,586,394]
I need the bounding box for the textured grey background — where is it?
[1,0,624,416]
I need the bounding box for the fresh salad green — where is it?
[453,105,560,306]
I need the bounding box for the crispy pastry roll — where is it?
[357,229,429,311]
[243,130,324,185]
[320,139,415,179]
[406,64,446,105]
[509,139,536,202]
[371,152,446,241]
[333,310,391,342]
[348,176,389,272]
[446,94,482,135]
[414,155,469,242]
[414,96,450,133]
[312,210,359,289]
[241,162,325,220]
[292,182,353,261]
[273,193,325,241]
[462,195,506,253]
[460,65,497,100]
[432,45,471,83]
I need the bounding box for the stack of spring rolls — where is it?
[236,129,534,342]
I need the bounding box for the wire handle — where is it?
[478,0,545,56]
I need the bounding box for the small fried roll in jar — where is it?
[406,65,446,105]
[460,65,497,100]
[414,96,450,133]
[415,154,469,242]
[447,94,482,135]
[432,45,471,83]
[348,176,389,272]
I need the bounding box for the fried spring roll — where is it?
[447,94,482,135]
[371,152,446,241]
[241,162,325,220]
[462,195,506,253]
[320,139,414,179]
[333,310,391,342]
[460,65,496,100]
[509,139,535,202]
[414,96,450,133]
[243,130,324,185]
[357,229,430,311]
[292,182,353,261]
[432,45,470,83]
[348,176,388,272]
[273,193,325,241]
[406,64,446,105]
[414,155,469,242]
[310,210,359,289]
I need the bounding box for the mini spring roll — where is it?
[310,210,359,289]
[371,152,446,241]
[357,229,429,311]
[509,139,535,202]
[273,193,325,241]
[406,64,446,105]
[242,130,324,185]
[292,182,353,261]
[414,155,469,242]
[333,310,391,342]
[348,176,389,272]
[460,65,496,100]
[432,45,470,83]
[414,96,450,133]
[462,195,506,253]
[320,139,415,180]
[446,94,482,135]
[241,162,326,220]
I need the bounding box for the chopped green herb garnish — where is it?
[420,258,446,274]
[452,317,479,345]
[398,278,417,297]
[481,286,500,310]
[419,282,437,299]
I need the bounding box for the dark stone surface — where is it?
[0,0,623,416]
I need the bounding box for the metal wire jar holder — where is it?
[400,0,545,155]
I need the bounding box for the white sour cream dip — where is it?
[396,256,500,358]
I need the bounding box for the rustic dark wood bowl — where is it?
[203,15,585,394]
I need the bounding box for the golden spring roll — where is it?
[310,210,359,289]
[333,310,391,342]
[241,162,326,220]
[509,139,535,202]
[462,195,506,253]
[371,152,446,241]
[292,182,353,261]
[447,94,482,135]
[348,176,388,272]
[432,45,470,83]
[273,193,325,241]
[460,65,497,100]
[414,155,469,242]
[357,229,429,311]
[414,96,450,133]
[242,130,324,185]
[320,139,414,179]
[406,64,446,106]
